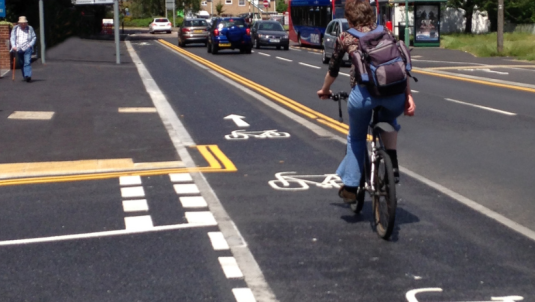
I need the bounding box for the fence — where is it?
[505,23,535,35]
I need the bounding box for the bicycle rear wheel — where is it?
[372,149,397,240]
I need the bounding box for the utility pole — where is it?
[39,0,45,64]
[404,0,409,47]
[497,0,504,53]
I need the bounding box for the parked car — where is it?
[251,20,289,50]
[322,18,350,64]
[207,17,253,54]
[238,13,261,26]
[178,18,209,47]
[149,18,172,34]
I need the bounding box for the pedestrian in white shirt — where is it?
[10,16,37,83]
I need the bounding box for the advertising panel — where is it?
[414,2,440,46]
[0,0,5,18]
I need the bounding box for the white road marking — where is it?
[412,59,484,65]
[258,52,270,57]
[340,72,350,77]
[219,257,244,278]
[174,183,200,194]
[208,232,230,250]
[121,186,145,198]
[185,211,217,225]
[169,173,193,183]
[122,199,149,212]
[124,215,154,230]
[463,68,509,75]
[179,196,208,208]
[119,175,142,186]
[299,62,321,69]
[276,56,292,62]
[411,90,419,93]
[308,52,321,55]
[406,288,443,302]
[0,222,216,246]
[118,107,158,113]
[224,114,250,127]
[444,98,517,116]
[289,48,301,51]
[232,288,257,302]
[8,111,55,120]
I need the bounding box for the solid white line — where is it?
[401,167,535,242]
[412,59,484,65]
[124,215,154,230]
[174,183,200,194]
[258,52,270,57]
[232,288,257,302]
[444,98,517,116]
[121,186,145,198]
[122,199,149,212]
[185,211,217,225]
[299,62,321,69]
[219,257,244,278]
[179,196,208,208]
[0,222,216,246]
[119,175,142,186]
[208,232,230,250]
[276,56,292,62]
[169,173,193,183]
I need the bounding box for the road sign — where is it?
[263,0,269,7]
[0,0,5,18]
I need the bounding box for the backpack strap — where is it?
[346,25,384,38]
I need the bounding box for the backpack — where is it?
[347,26,416,97]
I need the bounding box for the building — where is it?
[202,0,277,17]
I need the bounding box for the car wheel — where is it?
[246,47,252,54]
[284,45,289,50]
[276,46,281,50]
[298,34,302,46]
[322,50,329,64]
[212,43,218,54]
[255,38,260,49]
[207,41,212,53]
[167,31,171,34]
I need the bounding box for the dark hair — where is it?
[344,0,375,27]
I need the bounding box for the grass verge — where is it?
[441,32,535,61]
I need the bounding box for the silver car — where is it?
[178,18,209,47]
[322,18,350,65]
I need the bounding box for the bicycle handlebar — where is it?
[318,92,349,102]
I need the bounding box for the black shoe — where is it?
[393,168,400,184]
[26,77,31,83]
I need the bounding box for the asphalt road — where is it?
[0,31,534,302]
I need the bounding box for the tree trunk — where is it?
[464,7,473,34]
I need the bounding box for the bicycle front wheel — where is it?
[372,149,397,240]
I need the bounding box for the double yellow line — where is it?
[159,40,349,135]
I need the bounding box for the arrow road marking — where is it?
[224,114,250,127]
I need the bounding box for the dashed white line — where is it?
[411,90,419,93]
[124,215,154,230]
[174,183,200,194]
[119,175,142,186]
[308,52,321,55]
[218,257,244,278]
[208,232,230,250]
[121,186,145,198]
[122,199,149,212]
[258,52,271,57]
[169,173,193,183]
[444,98,517,116]
[276,56,292,62]
[340,72,350,77]
[232,288,257,302]
[179,196,208,208]
[299,62,321,69]
[185,211,217,225]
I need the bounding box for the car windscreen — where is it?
[155,19,169,23]
[259,22,284,31]
[185,20,207,27]
[219,19,246,28]
[342,22,349,31]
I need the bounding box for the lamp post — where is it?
[404,0,409,47]
[497,0,503,53]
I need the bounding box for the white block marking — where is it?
[258,52,271,57]
[121,186,145,198]
[185,211,217,225]
[232,288,257,302]
[299,62,321,69]
[169,173,193,183]
[208,232,230,250]
[445,98,517,116]
[276,56,292,62]
[180,196,208,208]
[122,199,149,212]
[218,257,244,278]
[124,216,153,230]
[174,184,200,194]
[8,111,55,120]
[119,175,142,186]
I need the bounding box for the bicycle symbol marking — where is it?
[406,288,524,302]
[225,129,291,140]
[268,172,342,191]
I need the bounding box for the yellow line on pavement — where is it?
[413,69,535,94]
[0,145,236,187]
[158,40,349,135]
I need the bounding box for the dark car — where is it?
[251,21,289,50]
[178,18,209,47]
[207,17,253,54]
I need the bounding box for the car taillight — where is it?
[182,28,190,32]
[214,29,219,36]
[246,28,250,35]
[152,23,156,26]
[168,22,172,26]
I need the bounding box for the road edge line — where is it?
[126,41,279,302]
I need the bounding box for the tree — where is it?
[276,0,287,13]
[215,1,225,16]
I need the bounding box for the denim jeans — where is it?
[16,48,32,78]
[336,85,406,187]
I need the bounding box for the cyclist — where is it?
[317,0,416,203]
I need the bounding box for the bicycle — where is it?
[329,92,398,240]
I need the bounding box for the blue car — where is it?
[207,17,253,54]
